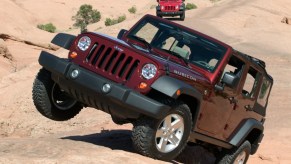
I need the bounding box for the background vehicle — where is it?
[156,0,186,20]
[32,14,273,163]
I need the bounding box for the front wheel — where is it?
[32,68,83,121]
[132,101,192,161]
[180,11,185,21]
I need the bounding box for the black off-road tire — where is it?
[132,101,192,161]
[180,11,185,21]
[32,68,83,121]
[216,140,251,164]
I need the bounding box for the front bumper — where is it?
[156,10,184,16]
[38,51,170,119]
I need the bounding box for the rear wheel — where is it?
[132,101,192,161]
[32,68,82,121]
[217,140,251,164]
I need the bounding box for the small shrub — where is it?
[128,6,137,14]
[118,15,126,22]
[185,3,197,10]
[105,15,126,26]
[37,23,56,33]
[72,4,101,32]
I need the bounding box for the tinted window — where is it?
[257,77,272,107]
[242,67,261,98]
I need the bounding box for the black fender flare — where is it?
[151,76,202,101]
[151,76,202,128]
[51,33,76,50]
[229,119,264,147]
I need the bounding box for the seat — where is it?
[172,46,190,59]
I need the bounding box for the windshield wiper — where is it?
[128,35,152,51]
[161,49,189,65]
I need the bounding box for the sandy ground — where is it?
[1,0,291,163]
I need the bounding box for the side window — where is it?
[222,55,245,89]
[242,67,261,98]
[257,77,272,107]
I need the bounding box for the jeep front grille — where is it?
[84,43,140,81]
[165,6,175,11]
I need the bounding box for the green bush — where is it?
[128,6,137,14]
[185,3,197,10]
[118,15,126,22]
[105,15,126,26]
[72,4,101,32]
[37,23,56,33]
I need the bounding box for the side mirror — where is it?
[117,29,128,40]
[222,72,239,89]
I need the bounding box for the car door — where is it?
[196,54,246,140]
[222,65,264,139]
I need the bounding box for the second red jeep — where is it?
[156,0,186,20]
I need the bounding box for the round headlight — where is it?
[77,36,91,51]
[141,64,157,80]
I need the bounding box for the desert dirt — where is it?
[0,0,291,163]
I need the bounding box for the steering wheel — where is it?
[195,61,210,68]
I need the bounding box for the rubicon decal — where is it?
[173,70,196,81]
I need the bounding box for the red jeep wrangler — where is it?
[32,15,273,163]
[156,0,186,20]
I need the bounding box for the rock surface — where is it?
[1,0,291,163]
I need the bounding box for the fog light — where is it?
[102,83,111,93]
[71,69,79,79]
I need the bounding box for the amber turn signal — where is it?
[176,89,181,96]
[70,51,78,58]
[139,82,148,89]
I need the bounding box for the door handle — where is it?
[245,105,253,111]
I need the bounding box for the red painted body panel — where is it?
[158,0,183,12]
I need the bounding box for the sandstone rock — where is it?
[0,39,13,61]
[281,17,291,25]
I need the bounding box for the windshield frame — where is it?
[126,15,229,73]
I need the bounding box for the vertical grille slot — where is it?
[111,53,125,75]
[86,43,98,62]
[92,45,105,65]
[97,47,112,68]
[118,56,133,78]
[165,6,175,10]
[126,60,140,80]
[105,50,118,71]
